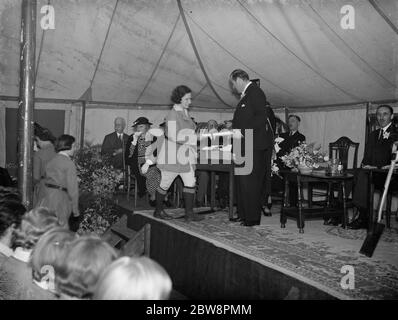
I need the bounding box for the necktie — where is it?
[378,129,383,140]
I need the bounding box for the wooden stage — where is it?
[115,197,398,300]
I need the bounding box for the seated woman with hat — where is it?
[125,117,160,206]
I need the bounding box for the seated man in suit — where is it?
[350,104,398,229]
[101,117,129,170]
[278,115,306,161]
[271,115,306,208]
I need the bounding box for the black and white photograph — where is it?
[0,0,397,306]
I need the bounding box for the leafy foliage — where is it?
[73,145,122,235]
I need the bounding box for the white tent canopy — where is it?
[1,0,397,108]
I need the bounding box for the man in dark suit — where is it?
[230,69,274,226]
[350,104,398,229]
[101,117,129,170]
[278,115,306,161]
[271,115,306,209]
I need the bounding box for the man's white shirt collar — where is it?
[382,122,392,132]
[59,151,70,158]
[241,81,252,98]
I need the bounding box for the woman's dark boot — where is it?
[154,189,171,219]
[183,188,203,222]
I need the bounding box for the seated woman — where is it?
[125,117,161,206]
[30,227,77,295]
[0,207,60,300]
[56,235,118,299]
[93,256,172,300]
[36,134,80,228]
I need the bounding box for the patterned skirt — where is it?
[144,165,161,195]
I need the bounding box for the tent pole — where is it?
[365,102,371,147]
[18,0,37,209]
[80,101,86,149]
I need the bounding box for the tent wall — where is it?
[2,102,398,169]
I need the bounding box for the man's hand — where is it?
[113,148,123,156]
[362,165,377,169]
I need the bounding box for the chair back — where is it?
[329,136,359,170]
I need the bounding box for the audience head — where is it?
[93,256,172,300]
[171,85,192,109]
[56,235,118,299]
[207,120,218,131]
[230,69,250,94]
[0,188,26,248]
[224,120,233,130]
[132,117,152,133]
[12,207,60,250]
[56,134,76,155]
[288,115,301,132]
[376,104,394,128]
[34,123,56,146]
[30,227,76,287]
[114,117,126,134]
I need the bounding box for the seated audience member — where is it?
[33,123,56,206]
[101,117,129,170]
[56,235,118,299]
[0,207,59,300]
[126,117,160,202]
[0,189,26,264]
[30,227,77,293]
[36,135,80,229]
[350,104,398,229]
[93,256,172,300]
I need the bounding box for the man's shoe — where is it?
[229,217,244,222]
[262,206,272,217]
[149,199,156,207]
[241,220,260,227]
[348,218,368,230]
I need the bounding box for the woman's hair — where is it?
[12,207,60,250]
[56,235,118,299]
[56,134,75,152]
[171,85,192,104]
[34,123,56,144]
[0,191,26,238]
[93,256,172,300]
[30,227,77,282]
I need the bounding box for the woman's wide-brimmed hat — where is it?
[132,117,152,127]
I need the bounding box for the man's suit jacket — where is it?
[101,132,129,169]
[232,83,275,151]
[278,131,306,157]
[362,124,398,168]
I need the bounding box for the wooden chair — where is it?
[308,136,359,208]
[126,166,139,208]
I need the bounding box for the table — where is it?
[196,160,234,220]
[280,170,354,233]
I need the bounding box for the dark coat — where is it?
[101,132,129,169]
[278,131,306,157]
[362,125,398,168]
[232,83,275,151]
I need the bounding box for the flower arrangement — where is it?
[73,145,122,235]
[281,142,328,170]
